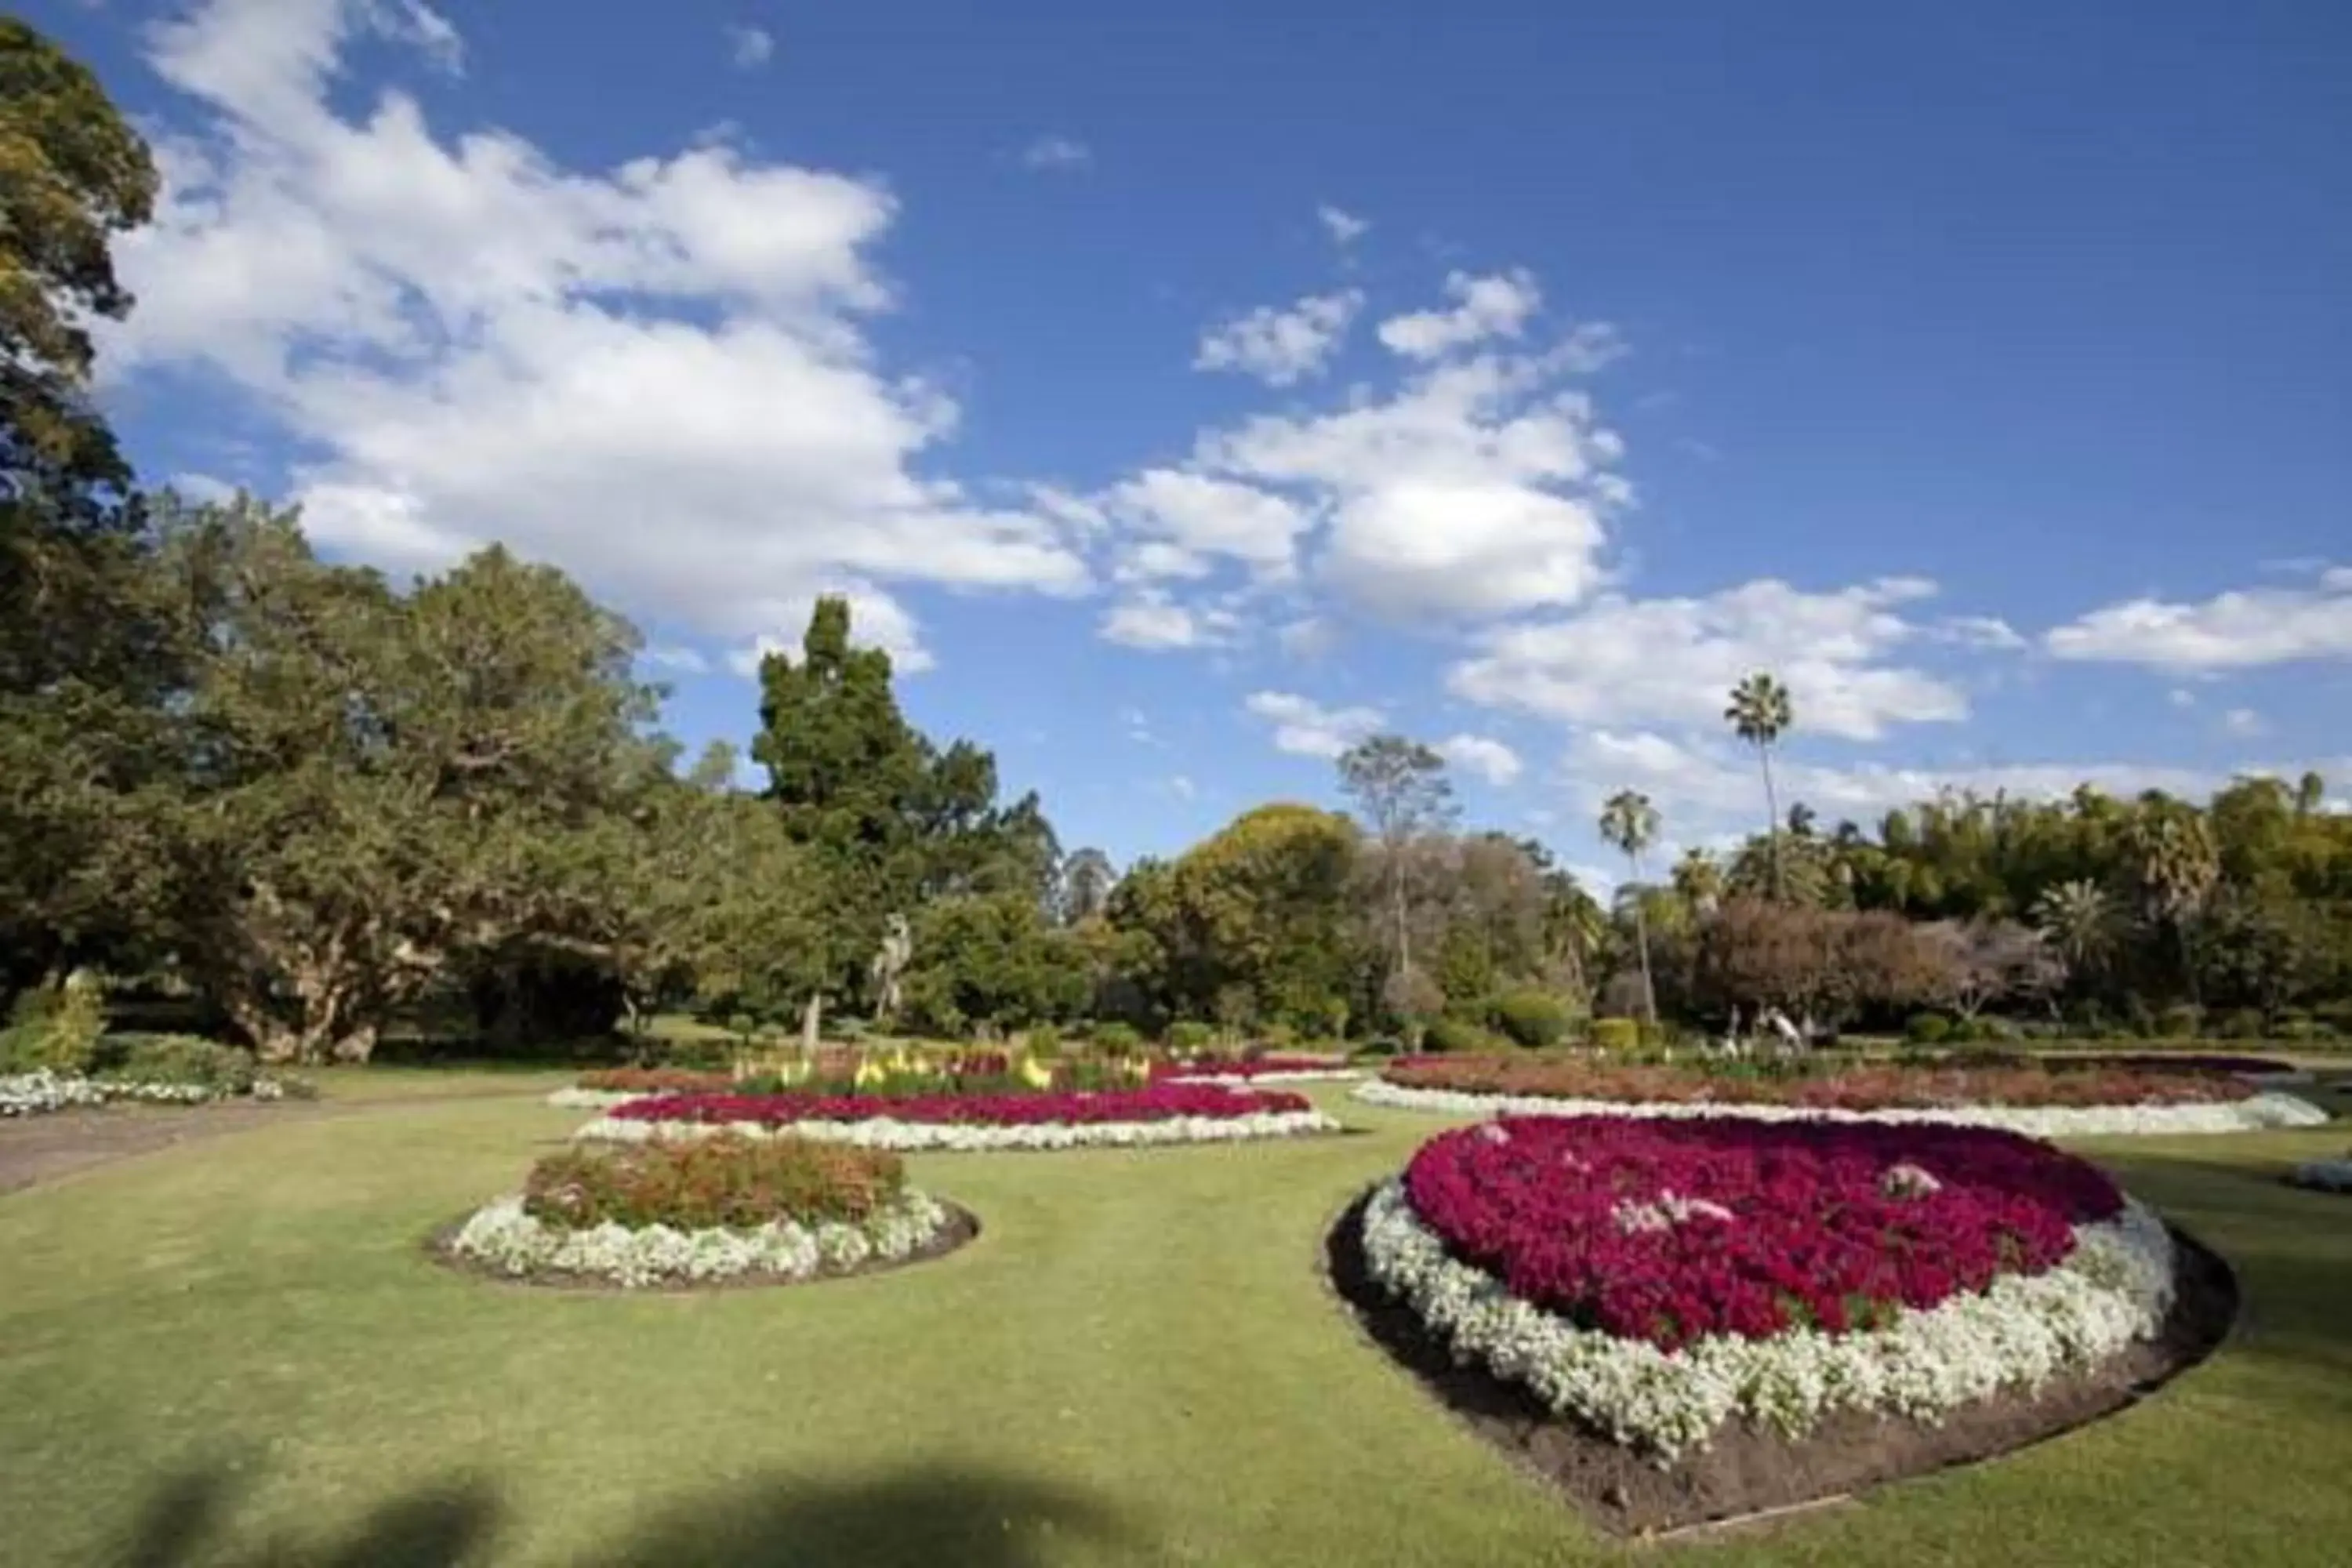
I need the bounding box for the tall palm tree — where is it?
[2124,808,2220,1004]
[2031,878,2115,975]
[1671,847,1724,913]
[1726,673,1795,900]
[1599,789,1661,1024]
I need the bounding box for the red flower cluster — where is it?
[609,1083,1312,1128]
[1403,1116,2122,1351]
[1388,1055,2249,1111]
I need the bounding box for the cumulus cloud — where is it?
[1102,468,1312,584]
[1376,269,1541,359]
[1019,135,1092,171]
[1099,592,1236,652]
[107,0,1089,673]
[2222,707,2269,739]
[2045,575,2352,670]
[1193,289,1363,387]
[1436,733,1523,786]
[725,24,775,69]
[724,582,935,674]
[1317,204,1370,245]
[1243,690,1384,759]
[1449,578,1967,742]
[643,644,711,674]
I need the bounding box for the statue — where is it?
[869,913,913,1023]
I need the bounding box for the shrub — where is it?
[1905,1012,1953,1046]
[2156,1003,2204,1039]
[1093,1022,1142,1058]
[1421,1016,1508,1054]
[1167,1020,1216,1054]
[1258,1022,1298,1052]
[97,1034,257,1091]
[1488,989,1573,1050]
[1351,1036,1403,1060]
[1022,1022,1062,1056]
[2,974,107,1075]
[523,1134,904,1231]
[658,1035,734,1070]
[2213,1007,2267,1041]
[1590,1017,1641,1052]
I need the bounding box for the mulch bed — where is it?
[0,1102,330,1196]
[424,1200,982,1295]
[1323,1189,2237,1537]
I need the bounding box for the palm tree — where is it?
[1671,847,1724,913]
[1726,673,1795,900]
[2031,879,2115,975]
[2124,808,2220,1004]
[1598,789,1662,1024]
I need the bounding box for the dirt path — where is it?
[0,1086,546,1196]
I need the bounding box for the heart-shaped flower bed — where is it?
[1403,1116,2122,1350]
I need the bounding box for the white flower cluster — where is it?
[0,1071,296,1117]
[572,1107,1341,1152]
[1163,1069,1367,1087]
[1356,1178,2176,1463]
[545,1087,651,1109]
[1612,1191,1736,1235]
[1352,1078,2330,1137]
[2290,1156,2352,1193]
[448,1189,953,1288]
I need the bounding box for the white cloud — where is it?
[1376,269,1541,359]
[108,1,1090,672]
[1195,349,1627,620]
[2045,578,2352,670]
[2168,688,2197,708]
[643,644,710,674]
[1560,728,2352,840]
[725,24,775,68]
[1167,773,1198,800]
[1276,615,1336,659]
[1102,469,1312,583]
[1019,135,1091,172]
[1243,690,1384,760]
[1450,577,1965,742]
[2222,707,2269,739]
[1317,204,1370,245]
[1099,592,1236,652]
[1935,614,2027,651]
[1194,289,1363,387]
[1436,733,1523,786]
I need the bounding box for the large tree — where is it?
[1337,735,1455,981]
[1598,789,1661,1024]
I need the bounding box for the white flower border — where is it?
[546,1087,655,1109]
[0,1069,298,1117]
[1357,1176,2177,1462]
[1164,1069,1366,1087]
[447,1189,953,1288]
[2290,1156,2352,1193]
[572,1106,1341,1152]
[1352,1077,2330,1137]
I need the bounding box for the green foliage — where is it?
[1421,1015,1507,1054]
[1591,1016,1641,1052]
[1092,1022,1142,1058]
[2156,1002,2204,1039]
[899,891,1087,1037]
[1167,1020,1216,1053]
[0,971,105,1073]
[1486,989,1573,1049]
[95,1033,256,1091]
[1906,1012,1953,1045]
[522,1135,903,1231]
[1022,1022,1062,1056]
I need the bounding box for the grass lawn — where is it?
[1,1078,2347,1566]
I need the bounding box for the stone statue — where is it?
[869,913,913,1022]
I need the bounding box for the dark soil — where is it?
[425,1199,982,1294]
[1323,1189,2238,1538]
[0,1102,332,1195]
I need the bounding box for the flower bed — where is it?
[1355,1115,2179,1461]
[0,1068,308,1118]
[575,1083,1340,1151]
[444,1134,960,1287]
[1358,1057,2328,1136]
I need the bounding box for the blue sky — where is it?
[40,0,2352,881]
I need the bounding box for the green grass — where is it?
[2,1080,2348,1566]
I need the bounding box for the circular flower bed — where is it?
[1355,1115,2180,1461]
[575,1083,1339,1151]
[1357,1056,2328,1136]
[443,1134,963,1288]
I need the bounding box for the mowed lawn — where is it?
[2,1080,2350,1566]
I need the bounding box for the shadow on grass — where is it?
[117,1457,1138,1568]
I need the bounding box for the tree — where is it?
[900,892,1087,1036]
[2032,879,2116,975]
[1918,919,2063,1021]
[1338,735,1455,981]
[1726,672,1794,900]
[2125,803,2221,1004]
[1598,789,1661,1024]
[1058,847,1117,925]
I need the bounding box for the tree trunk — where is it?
[1391,851,1410,978]
[1759,744,1784,902]
[801,991,824,1052]
[1631,851,1657,1025]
